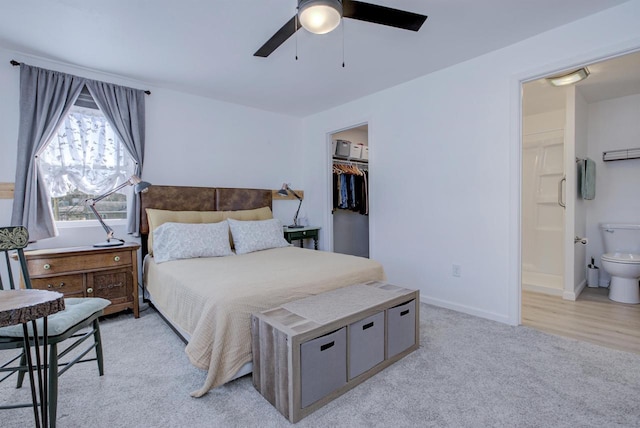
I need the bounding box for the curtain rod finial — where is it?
[10,60,20,66]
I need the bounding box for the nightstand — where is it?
[283,226,320,250]
[20,243,140,318]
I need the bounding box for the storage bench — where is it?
[251,281,419,423]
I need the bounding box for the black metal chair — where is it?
[0,226,110,427]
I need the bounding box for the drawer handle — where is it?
[114,256,121,262]
[43,263,51,270]
[320,341,335,352]
[362,322,374,330]
[400,309,410,317]
[103,282,123,289]
[47,282,65,289]
[87,287,94,294]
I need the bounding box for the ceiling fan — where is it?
[254,0,428,58]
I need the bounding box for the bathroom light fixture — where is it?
[546,67,590,87]
[298,0,343,35]
[278,183,304,228]
[85,175,151,247]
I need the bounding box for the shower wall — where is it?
[522,109,565,294]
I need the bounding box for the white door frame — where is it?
[509,40,640,326]
[324,121,370,254]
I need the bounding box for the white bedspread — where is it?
[144,246,385,397]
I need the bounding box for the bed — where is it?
[140,185,385,397]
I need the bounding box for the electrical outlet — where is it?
[452,264,461,277]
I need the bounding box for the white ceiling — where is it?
[0,0,631,117]
[523,51,640,116]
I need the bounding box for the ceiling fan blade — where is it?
[342,0,427,31]
[254,15,300,57]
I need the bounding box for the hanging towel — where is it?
[581,158,596,200]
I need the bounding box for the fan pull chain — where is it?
[341,18,345,68]
[295,16,299,61]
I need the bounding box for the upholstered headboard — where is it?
[139,185,273,256]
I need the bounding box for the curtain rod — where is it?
[10,59,151,95]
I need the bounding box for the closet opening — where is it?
[330,124,370,258]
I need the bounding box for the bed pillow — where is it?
[221,206,273,222]
[152,221,233,263]
[221,206,274,249]
[227,218,290,255]
[146,209,226,255]
[146,207,273,254]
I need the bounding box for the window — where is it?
[38,88,135,222]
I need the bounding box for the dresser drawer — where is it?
[88,267,133,304]
[27,251,133,276]
[30,274,85,297]
[286,229,317,241]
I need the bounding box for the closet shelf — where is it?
[602,148,640,162]
[333,156,368,165]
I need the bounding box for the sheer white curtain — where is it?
[38,106,135,199]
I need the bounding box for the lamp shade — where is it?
[129,175,151,194]
[298,0,342,35]
[277,183,290,197]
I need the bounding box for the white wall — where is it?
[302,0,640,324]
[0,48,303,251]
[586,93,640,285]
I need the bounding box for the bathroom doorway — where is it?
[520,50,640,349]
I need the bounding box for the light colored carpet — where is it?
[1,303,639,427]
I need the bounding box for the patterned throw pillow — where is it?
[227,218,290,255]
[153,221,233,263]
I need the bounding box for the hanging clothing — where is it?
[360,170,369,215]
[332,162,368,215]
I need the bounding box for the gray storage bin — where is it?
[300,327,347,408]
[349,311,384,380]
[387,300,416,358]
[335,140,351,157]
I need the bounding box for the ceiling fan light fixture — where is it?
[298,0,343,35]
[546,67,590,87]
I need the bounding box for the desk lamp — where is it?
[277,183,304,228]
[85,175,151,247]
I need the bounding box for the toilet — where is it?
[600,223,640,304]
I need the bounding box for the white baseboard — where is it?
[523,283,564,296]
[419,295,513,326]
[563,278,587,301]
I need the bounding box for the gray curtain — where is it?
[11,63,147,241]
[86,81,146,235]
[11,64,85,241]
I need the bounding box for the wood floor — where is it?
[522,287,640,355]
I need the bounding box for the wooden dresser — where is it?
[21,243,140,318]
